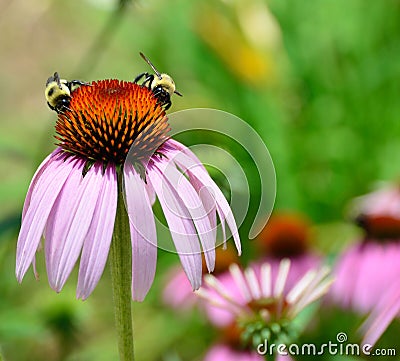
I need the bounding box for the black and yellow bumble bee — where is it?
[45,72,88,113]
[133,52,182,110]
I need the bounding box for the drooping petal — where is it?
[16,153,76,282]
[22,150,63,280]
[166,141,218,252]
[155,156,216,272]
[45,159,103,292]
[361,281,400,346]
[148,165,202,290]
[77,164,118,300]
[164,140,224,238]
[165,140,219,239]
[188,174,217,229]
[145,179,157,205]
[164,140,241,255]
[180,166,218,270]
[124,163,157,301]
[22,149,61,219]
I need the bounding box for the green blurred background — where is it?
[1,0,400,360]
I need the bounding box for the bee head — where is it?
[154,74,176,96]
[139,52,183,97]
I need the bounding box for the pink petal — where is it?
[45,159,103,292]
[164,141,241,255]
[77,165,118,300]
[202,271,244,327]
[156,156,216,272]
[355,243,400,312]
[330,242,400,314]
[330,244,362,309]
[16,153,76,282]
[164,140,220,237]
[145,180,156,205]
[354,186,400,218]
[177,161,218,271]
[166,140,217,231]
[361,281,400,346]
[22,149,61,219]
[166,140,228,247]
[204,344,263,361]
[163,267,197,310]
[124,163,157,301]
[148,165,202,290]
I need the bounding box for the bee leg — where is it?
[151,87,162,98]
[57,105,72,115]
[70,80,90,87]
[68,80,91,93]
[163,100,172,110]
[47,102,56,111]
[133,72,148,84]
[143,74,154,89]
[56,98,72,114]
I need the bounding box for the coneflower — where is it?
[17,78,241,360]
[197,259,333,355]
[331,184,400,313]
[331,185,400,347]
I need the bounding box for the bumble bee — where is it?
[133,52,182,110]
[45,72,88,113]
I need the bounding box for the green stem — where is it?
[110,171,134,361]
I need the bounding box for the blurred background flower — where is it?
[2,0,400,359]
[360,278,400,347]
[328,184,400,350]
[252,212,322,291]
[331,184,400,313]
[197,259,332,360]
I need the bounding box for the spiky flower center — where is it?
[357,214,400,241]
[55,80,169,164]
[240,298,293,347]
[257,214,310,258]
[247,297,288,317]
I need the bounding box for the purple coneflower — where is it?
[163,212,321,313]
[331,184,400,313]
[197,259,333,351]
[17,79,241,301]
[330,185,400,346]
